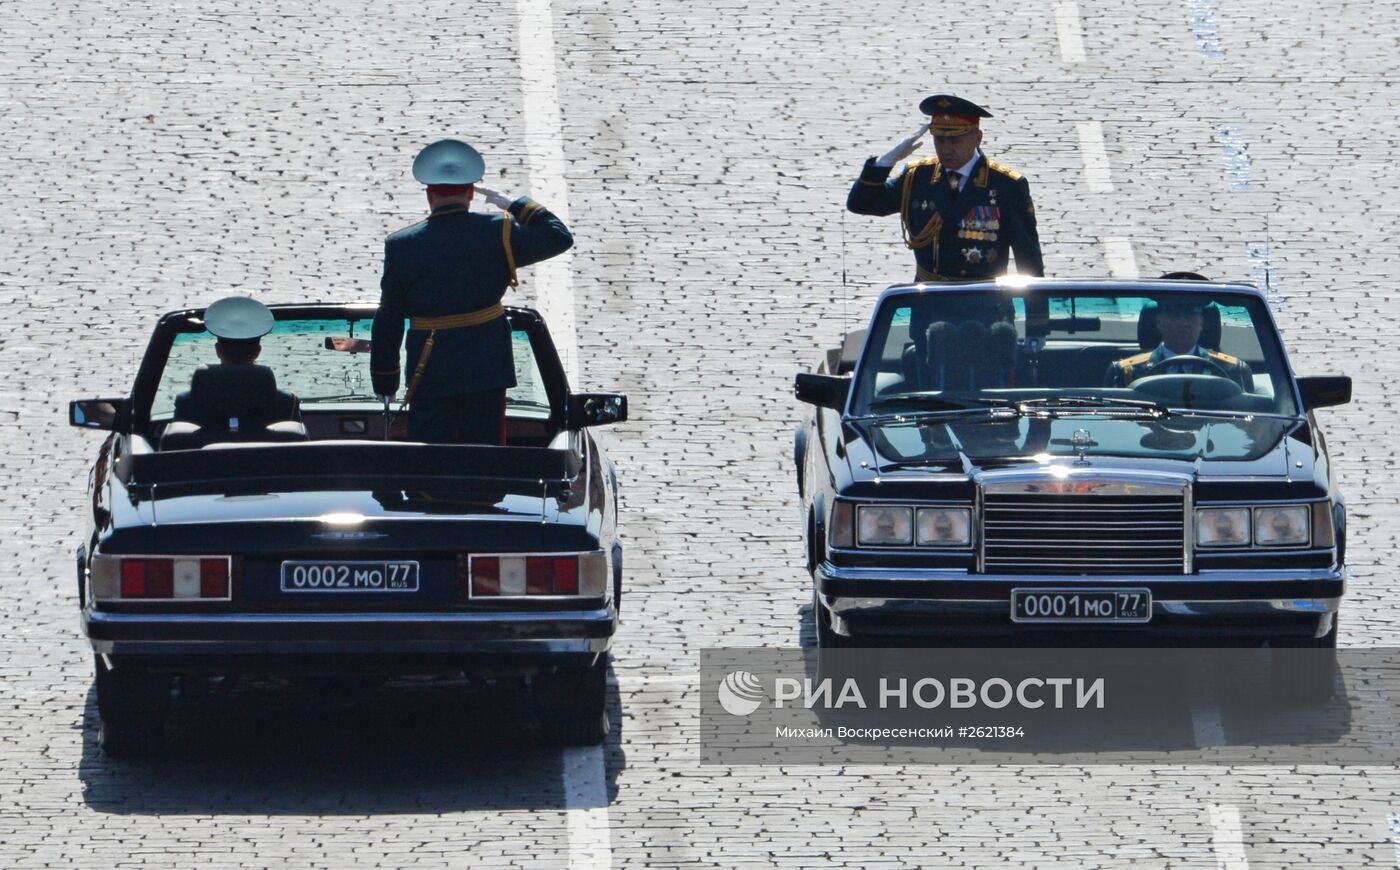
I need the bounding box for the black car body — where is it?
[71,303,627,752]
[794,278,1350,648]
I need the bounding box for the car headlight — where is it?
[916,507,972,547]
[857,506,913,546]
[1196,508,1250,547]
[1255,506,1310,547]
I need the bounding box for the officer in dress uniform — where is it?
[172,296,299,424]
[848,95,1044,382]
[847,94,1044,283]
[1105,297,1254,390]
[371,139,573,444]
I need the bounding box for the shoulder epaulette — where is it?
[984,158,1023,181]
[907,156,941,170]
[1118,351,1154,382]
[1207,349,1241,365]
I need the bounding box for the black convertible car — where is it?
[71,303,626,753]
[795,278,1350,649]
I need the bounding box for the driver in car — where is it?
[1105,298,1253,390]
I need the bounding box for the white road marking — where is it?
[1189,664,1226,749]
[515,2,607,865]
[1053,0,1087,63]
[1103,238,1139,278]
[1208,804,1249,869]
[1217,127,1254,192]
[516,0,578,382]
[562,745,613,870]
[1077,121,1114,193]
[1190,0,1226,59]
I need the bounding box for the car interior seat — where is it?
[159,364,308,450]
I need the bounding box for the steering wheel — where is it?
[1131,373,1244,404]
[1148,353,1236,379]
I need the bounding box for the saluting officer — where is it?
[371,139,573,444]
[848,94,1044,282]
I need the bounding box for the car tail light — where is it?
[468,551,605,599]
[91,555,232,602]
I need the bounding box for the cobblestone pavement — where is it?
[3,0,1399,866]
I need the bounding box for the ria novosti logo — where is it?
[717,671,766,716]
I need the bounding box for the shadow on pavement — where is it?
[78,664,626,815]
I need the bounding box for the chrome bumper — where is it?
[84,607,616,657]
[816,563,1345,639]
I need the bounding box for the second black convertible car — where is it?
[795,278,1350,649]
[71,303,626,753]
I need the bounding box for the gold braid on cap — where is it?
[900,161,944,250]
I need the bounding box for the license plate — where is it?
[1010,588,1151,623]
[280,561,420,592]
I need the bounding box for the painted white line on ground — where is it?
[516,3,605,866]
[1103,238,1139,278]
[517,0,578,382]
[1077,122,1114,193]
[562,745,613,870]
[1190,0,1226,59]
[1208,804,1249,870]
[1053,0,1087,63]
[1217,127,1254,192]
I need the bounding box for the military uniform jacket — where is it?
[847,152,1044,280]
[1105,344,1254,390]
[371,197,572,399]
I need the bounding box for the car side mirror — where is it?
[70,398,130,431]
[1297,375,1351,411]
[795,373,850,411]
[568,393,628,428]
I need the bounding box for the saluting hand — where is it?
[875,124,928,168]
[475,185,514,210]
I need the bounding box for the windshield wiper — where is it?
[1016,395,1168,415]
[866,394,1016,412]
[855,395,1019,422]
[1160,407,1304,422]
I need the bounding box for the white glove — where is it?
[874,124,928,168]
[475,185,514,210]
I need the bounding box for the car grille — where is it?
[981,488,1186,575]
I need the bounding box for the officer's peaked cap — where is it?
[204,296,275,341]
[918,94,993,119]
[412,139,485,185]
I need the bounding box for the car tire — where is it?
[535,662,609,747]
[94,656,170,757]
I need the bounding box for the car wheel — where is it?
[535,662,609,746]
[94,656,170,757]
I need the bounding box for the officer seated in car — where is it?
[1105,296,1253,391]
[162,296,305,448]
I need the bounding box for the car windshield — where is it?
[150,316,554,421]
[849,288,1299,420]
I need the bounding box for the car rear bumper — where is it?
[816,563,1345,642]
[84,607,616,664]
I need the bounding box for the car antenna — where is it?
[841,209,849,332]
